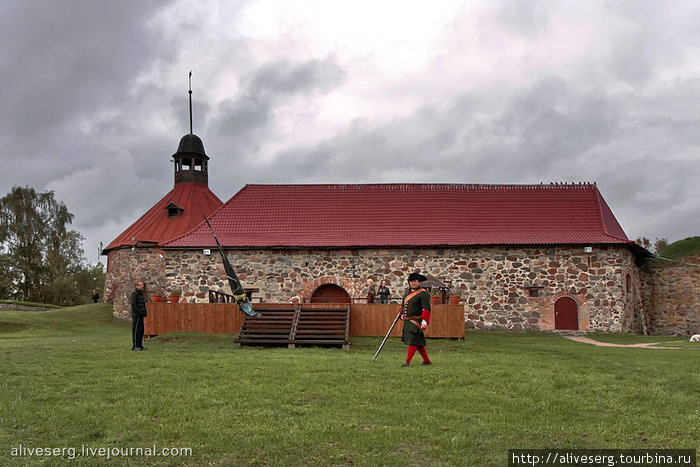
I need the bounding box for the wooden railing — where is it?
[208,289,263,303]
[144,303,465,339]
[208,289,235,303]
[301,297,398,304]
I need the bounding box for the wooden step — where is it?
[235,308,296,345]
[235,305,350,349]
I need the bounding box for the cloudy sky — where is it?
[1,0,699,263]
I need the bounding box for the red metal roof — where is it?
[104,182,223,252]
[162,183,631,248]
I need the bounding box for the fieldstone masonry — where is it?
[104,248,167,317]
[106,244,649,334]
[641,254,700,335]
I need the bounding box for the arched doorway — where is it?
[554,297,579,330]
[310,284,351,304]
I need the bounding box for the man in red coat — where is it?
[400,272,432,367]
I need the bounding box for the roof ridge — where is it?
[243,182,598,191]
[593,186,630,242]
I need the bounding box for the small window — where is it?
[166,203,183,218]
[527,286,544,297]
[181,158,191,170]
[194,159,203,171]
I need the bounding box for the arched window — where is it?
[625,272,632,294]
[310,284,351,304]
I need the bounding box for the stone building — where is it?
[102,87,699,334]
[102,132,222,315]
[146,182,649,333]
[100,129,700,335]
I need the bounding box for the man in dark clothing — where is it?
[400,272,432,367]
[377,280,391,304]
[130,282,147,351]
[92,290,100,303]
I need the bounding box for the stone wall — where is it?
[106,241,700,335]
[104,248,167,319]
[641,254,700,335]
[151,244,641,332]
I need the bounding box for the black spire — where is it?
[172,72,209,186]
[188,71,193,134]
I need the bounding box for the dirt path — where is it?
[562,335,687,349]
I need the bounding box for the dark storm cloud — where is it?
[213,58,346,152]
[0,0,171,195]
[253,77,619,182]
[0,0,168,136]
[0,0,174,260]
[242,73,699,241]
[2,0,699,261]
[245,58,347,96]
[602,1,700,85]
[490,78,619,166]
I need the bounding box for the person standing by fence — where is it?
[377,280,391,304]
[130,281,147,351]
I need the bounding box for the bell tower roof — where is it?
[172,134,210,185]
[174,133,208,159]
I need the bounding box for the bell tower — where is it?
[173,72,210,186]
[173,134,209,185]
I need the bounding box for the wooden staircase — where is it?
[292,307,350,349]
[235,305,350,349]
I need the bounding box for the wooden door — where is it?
[554,297,578,330]
[310,284,351,304]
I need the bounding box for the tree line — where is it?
[0,186,105,306]
[634,236,669,256]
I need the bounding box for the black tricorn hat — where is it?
[408,272,427,283]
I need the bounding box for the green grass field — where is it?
[1,304,698,466]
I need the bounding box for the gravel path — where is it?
[562,335,686,349]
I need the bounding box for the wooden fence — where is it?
[144,303,465,339]
[348,304,464,338]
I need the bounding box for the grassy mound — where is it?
[658,236,700,260]
[647,236,700,267]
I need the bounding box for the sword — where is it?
[372,307,403,361]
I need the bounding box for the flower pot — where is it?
[430,296,439,305]
[150,294,164,302]
[169,295,180,303]
[449,295,460,304]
